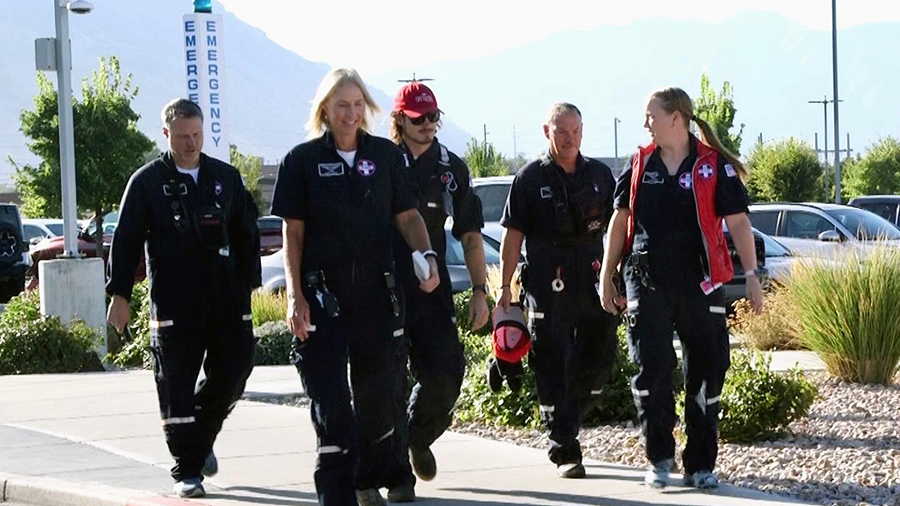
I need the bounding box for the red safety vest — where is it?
[624,142,734,289]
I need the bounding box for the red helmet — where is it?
[491,305,531,363]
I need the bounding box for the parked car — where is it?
[0,204,31,302]
[22,218,64,245]
[257,215,283,256]
[471,175,514,244]
[848,195,900,227]
[258,227,505,294]
[748,202,900,257]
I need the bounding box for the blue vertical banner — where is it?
[183,11,228,161]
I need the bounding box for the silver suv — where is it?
[748,202,900,257]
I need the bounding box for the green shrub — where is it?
[0,289,41,328]
[253,321,293,366]
[108,281,152,369]
[719,350,817,443]
[787,246,900,385]
[252,290,287,327]
[0,316,102,375]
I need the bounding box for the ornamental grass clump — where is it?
[787,244,900,385]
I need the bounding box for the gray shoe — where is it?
[644,459,673,489]
[684,470,719,489]
[557,462,586,479]
[173,477,205,498]
[356,488,386,506]
[387,484,416,503]
[201,450,218,477]
[410,445,436,482]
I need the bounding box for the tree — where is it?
[694,73,745,156]
[463,139,510,178]
[841,137,900,200]
[503,152,530,174]
[229,144,264,213]
[10,56,155,257]
[746,138,824,203]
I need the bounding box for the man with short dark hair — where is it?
[498,103,618,479]
[107,98,261,498]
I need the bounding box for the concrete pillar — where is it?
[38,258,108,358]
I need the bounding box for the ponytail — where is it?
[692,115,748,181]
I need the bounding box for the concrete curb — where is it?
[0,472,207,506]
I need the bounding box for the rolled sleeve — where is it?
[715,158,750,217]
[450,159,484,239]
[270,150,308,220]
[390,146,419,214]
[612,168,633,210]
[500,173,531,234]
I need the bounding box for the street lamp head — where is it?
[67,1,93,14]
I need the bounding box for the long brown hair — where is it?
[651,87,748,180]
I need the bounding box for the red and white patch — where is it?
[214,182,223,195]
[356,159,376,177]
[679,173,693,190]
[698,164,715,179]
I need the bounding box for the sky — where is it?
[217,0,900,76]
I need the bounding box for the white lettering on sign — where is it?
[183,13,228,161]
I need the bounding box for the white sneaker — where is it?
[644,459,673,489]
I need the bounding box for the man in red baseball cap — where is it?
[384,81,489,502]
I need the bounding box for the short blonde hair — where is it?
[306,68,380,138]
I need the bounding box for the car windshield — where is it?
[761,233,791,257]
[473,183,511,223]
[825,208,900,241]
[445,231,502,266]
[46,224,64,236]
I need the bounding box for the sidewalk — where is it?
[0,364,816,506]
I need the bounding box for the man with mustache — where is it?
[497,103,618,479]
[385,81,489,502]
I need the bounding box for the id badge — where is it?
[700,277,715,296]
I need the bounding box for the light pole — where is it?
[613,117,621,172]
[52,0,93,257]
[832,0,842,203]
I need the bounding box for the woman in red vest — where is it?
[598,87,763,490]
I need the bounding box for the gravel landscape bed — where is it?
[451,372,900,506]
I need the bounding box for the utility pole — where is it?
[513,126,517,159]
[613,118,621,172]
[832,0,842,203]
[483,124,489,158]
[758,133,763,145]
[809,96,841,202]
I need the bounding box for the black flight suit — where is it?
[387,139,483,489]
[107,152,261,483]
[501,152,618,466]
[270,131,417,506]
[613,135,750,474]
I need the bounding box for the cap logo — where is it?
[415,93,434,103]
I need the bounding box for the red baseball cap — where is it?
[393,82,440,118]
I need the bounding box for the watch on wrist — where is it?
[745,266,768,278]
[472,284,489,293]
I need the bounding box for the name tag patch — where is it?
[725,164,737,178]
[642,171,663,185]
[318,163,344,177]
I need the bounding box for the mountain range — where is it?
[3,5,898,188]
